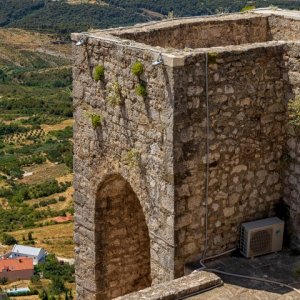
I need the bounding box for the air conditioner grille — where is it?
[249,228,273,256]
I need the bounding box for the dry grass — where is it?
[20,162,70,185]
[12,296,39,300]
[0,28,71,63]
[9,223,74,258]
[41,119,74,134]
[67,0,108,5]
[0,244,11,256]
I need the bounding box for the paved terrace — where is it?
[189,250,300,300]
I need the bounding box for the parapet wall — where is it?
[73,8,300,300]
[283,42,300,249]
[173,42,288,274]
[114,15,270,49]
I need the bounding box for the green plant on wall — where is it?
[107,81,122,106]
[131,61,144,77]
[135,83,147,98]
[90,114,103,128]
[93,65,105,81]
[207,52,218,65]
[241,5,255,12]
[288,97,300,126]
[123,149,140,168]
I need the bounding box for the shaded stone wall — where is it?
[268,16,300,41]
[95,174,151,299]
[283,43,300,250]
[116,16,269,49]
[173,43,287,276]
[73,38,176,299]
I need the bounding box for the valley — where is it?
[0,28,74,298]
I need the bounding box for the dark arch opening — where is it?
[95,174,151,299]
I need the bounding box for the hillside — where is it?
[1,0,300,37]
[0,28,74,259]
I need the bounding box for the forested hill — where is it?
[1,0,300,37]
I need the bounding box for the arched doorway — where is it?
[95,174,151,299]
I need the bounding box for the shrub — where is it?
[135,83,147,97]
[50,276,66,295]
[0,277,8,285]
[31,274,41,284]
[36,254,75,287]
[123,149,140,168]
[90,114,103,128]
[93,65,105,81]
[39,289,48,300]
[28,231,34,240]
[131,61,144,76]
[107,81,122,106]
[1,233,17,245]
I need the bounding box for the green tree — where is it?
[50,277,66,295]
[40,289,49,300]
[64,290,69,300]
[31,274,41,284]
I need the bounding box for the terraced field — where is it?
[0,28,74,258]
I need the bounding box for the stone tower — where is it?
[72,9,300,300]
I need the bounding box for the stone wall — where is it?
[283,43,300,250]
[95,174,151,299]
[73,37,176,299]
[173,43,287,275]
[268,15,300,41]
[73,9,300,300]
[115,271,221,300]
[115,15,269,49]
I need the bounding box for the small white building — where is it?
[9,245,47,265]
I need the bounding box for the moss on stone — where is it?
[135,83,147,97]
[123,149,140,168]
[131,61,144,76]
[241,5,256,12]
[93,65,105,81]
[207,52,218,65]
[90,114,103,128]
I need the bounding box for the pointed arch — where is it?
[95,174,151,299]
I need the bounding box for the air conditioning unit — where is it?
[240,217,284,258]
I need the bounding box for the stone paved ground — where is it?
[188,250,300,300]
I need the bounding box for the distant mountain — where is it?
[1,0,300,37]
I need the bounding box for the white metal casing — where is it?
[240,217,284,258]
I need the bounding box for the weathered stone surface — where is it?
[115,271,222,300]
[72,8,300,300]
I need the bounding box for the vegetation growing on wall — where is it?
[207,52,218,64]
[90,114,103,128]
[123,149,140,168]
[131,61,144,77]
[107,81,122,106]
[93,65,105,81]
[241,5,256,12]
[289,96,300,126]
[135,83,147,97]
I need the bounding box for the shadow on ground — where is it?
[187,249,300,300]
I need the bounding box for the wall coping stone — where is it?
[114,271,222,300]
